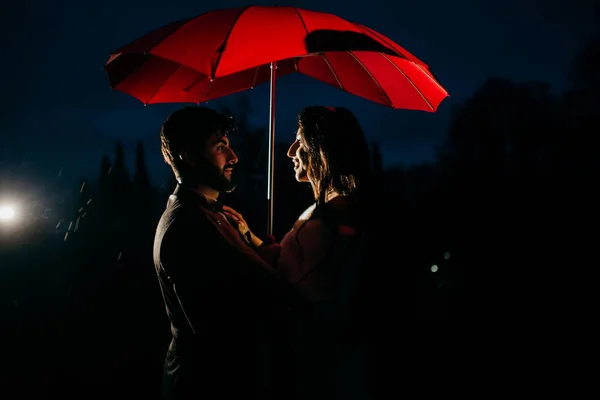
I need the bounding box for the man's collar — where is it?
[175,183,223,213]
[212,199,224,213]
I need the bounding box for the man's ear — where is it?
[179,151,196,168]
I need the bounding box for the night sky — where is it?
[1,0,597,189]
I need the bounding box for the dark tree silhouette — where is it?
[371,140,384,177]
[133,141,151,189]
[131,141,158,230]
[96,155,112,230]
[564,25,600,178]
[8,27,600,395]
[112,141,130,185]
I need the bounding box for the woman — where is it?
[224,106,373,399]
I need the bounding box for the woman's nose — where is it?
[287,140,299,158]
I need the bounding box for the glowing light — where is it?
[430,264,438,273]
[0,205,16,220]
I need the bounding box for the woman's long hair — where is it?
[297,106,373,210]
[296,106,374,337]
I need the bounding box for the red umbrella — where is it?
[104,5,449,235]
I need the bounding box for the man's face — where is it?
[287,128,309,183]
[190,133,239,193]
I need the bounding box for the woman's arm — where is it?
[223,205,282,267]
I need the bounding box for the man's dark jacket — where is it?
[153,184,304,399]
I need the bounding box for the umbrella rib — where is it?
[352,23,408,60]
[114,19,187,56]
[321,53,344,90]
[143,15,203,56]
[292,7,310,36]
[290,8,310,75]
[105,54,148,88]
[381,53,433,111]
[412,62,448,95]
[251,66,260,88]
[211,5,252,79]
[347,52,394,107]
[145,63,184,105]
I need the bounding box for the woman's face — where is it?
[287,128,310,183]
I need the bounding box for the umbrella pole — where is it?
[267,61,277,237]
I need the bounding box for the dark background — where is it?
[1,1,598,398]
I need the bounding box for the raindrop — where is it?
[78,207,84,213]
[55,221,61,229]
[87,198,92,205]
[64,232,69,242]
[80,181,86,193]
[82,212,87,218]
[58,167,63,177]
[107,167,112,175]
[117,252,122,260]
[430,265,438,273]
[68,221,73,231]
[74,217,80,233]
[444,252,450,260]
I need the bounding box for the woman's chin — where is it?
[294,171,309,183]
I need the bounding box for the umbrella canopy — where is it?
[106,47,447,112]
[104,5,449,235]
[112,6,423,76]
[105,5,448,112]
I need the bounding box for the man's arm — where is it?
[159,211,308,330]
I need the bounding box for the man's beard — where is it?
[191,158,236,193]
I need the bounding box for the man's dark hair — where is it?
[160,106,235,179]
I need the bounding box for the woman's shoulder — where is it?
[321,194,365,228]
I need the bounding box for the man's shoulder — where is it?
[156,194,212,237]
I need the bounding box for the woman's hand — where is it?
[223,205,249,234]
[222,205,251,235]
[223,205,263,248]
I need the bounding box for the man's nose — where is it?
[228,148,239,164]
[287,141,299,158]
